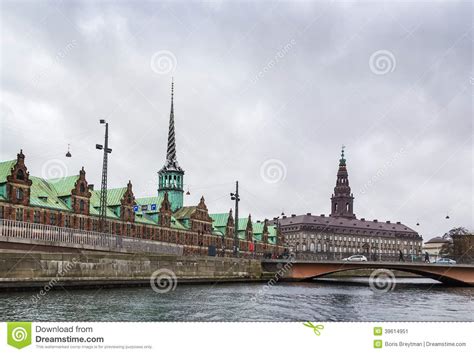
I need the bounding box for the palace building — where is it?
[0,82,283,257]
[280,148,422,260]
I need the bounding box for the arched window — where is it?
[346,203,349,212]
[79,200,85,211]
[80,183,85,193]
[310,243,315,252]
[16,169,25,180]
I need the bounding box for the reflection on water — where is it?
[0,278,473,322]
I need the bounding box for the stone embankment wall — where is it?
[0,252,262,290]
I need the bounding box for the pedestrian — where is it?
[398,249,405,262]
[424,251,430,263]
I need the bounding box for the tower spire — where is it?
[330,146,355,219]
[158,78,184,211]
[166,78,177,165]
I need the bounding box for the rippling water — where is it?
[1,279,473,321]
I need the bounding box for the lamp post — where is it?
[230,181,240,257]
[96,120,112,233]
[273,212,285,252]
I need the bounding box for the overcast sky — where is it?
[1,0,472,240]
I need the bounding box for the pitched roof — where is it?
[135,195,164,213]
[279,214,417,234]
[29,177,70,211]
[91,187,126,207]
[173,206,196,220]
[426,236,451,244]
[237,217,250,231]
[89,190,120,219]
[47,175,78,197]
[171,216,188,230]
[210,213,230,228]
[135,213,158,225]
[0,160,15,183]
[252,222,265,234]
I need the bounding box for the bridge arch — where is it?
[262,261,474,286]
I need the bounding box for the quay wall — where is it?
[0,252,262,290]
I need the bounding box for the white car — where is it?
[342,255,368,262]
[435,258,456,265]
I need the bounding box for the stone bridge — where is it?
[261,260,474,286]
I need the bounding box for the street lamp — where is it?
[96,119,112,233]
[230,181,240,257]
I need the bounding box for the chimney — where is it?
[320,214,325,217]
[306,212,311,216]
[361,218,365,221]
[386,221,390,223]
[88,184,94,191]
[291,214,296,217]
[373,219,378,222]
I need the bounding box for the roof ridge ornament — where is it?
[339,144,346,166]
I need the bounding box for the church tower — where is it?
[158,79,184,211]
[330,146,355,219]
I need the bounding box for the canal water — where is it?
[1,279,473,321]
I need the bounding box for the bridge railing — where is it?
[293,251,428,263]
[0,218,183,256]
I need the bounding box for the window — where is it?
[50,213,56,225]
[16,208,23,221]
[33,210,40,223]
[16,188,24,201]
[16,169,25,180]
[79,200,85,212]
[65,215,70,228]
[0,206,3,219]
[80,183,85,193]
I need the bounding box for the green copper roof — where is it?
[0,160,15,183]
[135,195,164,213]
[173,206,196,220]
[91,187,126,207]
[252,222,264,235]
[237,217,250,231]
[29,177,70,211]
[135,213,157,225]
[171,216,187,230]
[89,190,120,219]
[268,225,277,237]
[210,213,230,228]
[47,175,78,197]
